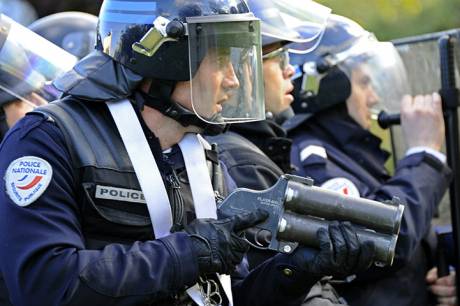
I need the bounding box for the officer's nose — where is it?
[222,62,240,89]
[283,64,295,79]
[368,87,380,107]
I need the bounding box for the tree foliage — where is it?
[317,0,460,40]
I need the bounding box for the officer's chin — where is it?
[362,117,372,130]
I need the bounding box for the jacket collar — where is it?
[314,108,391,178]
[53,51,143,102]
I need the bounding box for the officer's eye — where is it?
[358,76,371,88]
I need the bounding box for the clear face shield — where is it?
[0,14,77,109]
[338,40,411,115]
[247,0,330,46]
[188,14,265,124]
[275,0,331,53]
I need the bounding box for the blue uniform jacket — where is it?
[286,108,452,306]
[0,51,317,306]
[0,112,318,306]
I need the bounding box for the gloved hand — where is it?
[185,209,268,275]
[289,221,375,279]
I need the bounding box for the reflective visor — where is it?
[0,14,77,107]
[188,14,265,124]
[337,40,411,114]
[275,0,331,53]
[247,0,329,45]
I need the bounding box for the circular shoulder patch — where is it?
[320,177,360,198]
[5,156,53,207]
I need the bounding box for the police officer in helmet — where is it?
[0,12,98,142]
[210,0,331,182]
[0,1,375,306]
[285,14,452,306]
[209,3,369,304]
[28,11,98,60]
[208,0,332,188]
[0,14,78,141]
[0,14,80,306]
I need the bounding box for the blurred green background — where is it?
[317,0,460,40]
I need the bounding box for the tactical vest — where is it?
[33,98,228,250]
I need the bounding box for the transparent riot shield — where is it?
[391,29,460,295]
[385,30,460,162]
[393,30,460,95]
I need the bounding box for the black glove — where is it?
[185,209,268,275]
[290,221,376,279]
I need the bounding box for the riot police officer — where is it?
[285,14,452,306]
[208,3,363,304]
[28,11,98,60]
[0,12,98,141]
[0,1,375,305]
[0,14,78,141]
[209,0,331,189]
[0,14,80,306]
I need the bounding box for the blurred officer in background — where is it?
[0,13,78,306]
[28,11,98,60]
[0,12,97,141]
[0,1,375,305]
[0,14,78,141]
[284,14,452,306]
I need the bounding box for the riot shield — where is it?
[387,30,460,170]
[391,29,460,296]
[393,29,460,95]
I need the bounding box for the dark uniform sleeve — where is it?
[0,114,199,306]
[232,255,317,306]
[291,141,452,268]
[371,153,451,265]
[210,134,284,190]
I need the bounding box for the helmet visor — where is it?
[338,41,411,114]
[247,0,330,45]
[188,14,265,124]
[276,0,331,53]
[0,14,77,107]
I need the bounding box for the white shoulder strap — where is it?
[107,100,232,305]
[180,134,233,305]
[106,100,173,238]
[178,133,217,219]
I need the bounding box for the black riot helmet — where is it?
[289,14,410,115]
[96,0,267,131]
[28,12,98,59]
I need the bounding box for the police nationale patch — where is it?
[5,156,53,207]
[320,177,360,198]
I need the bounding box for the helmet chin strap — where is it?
[139,79,226,136]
